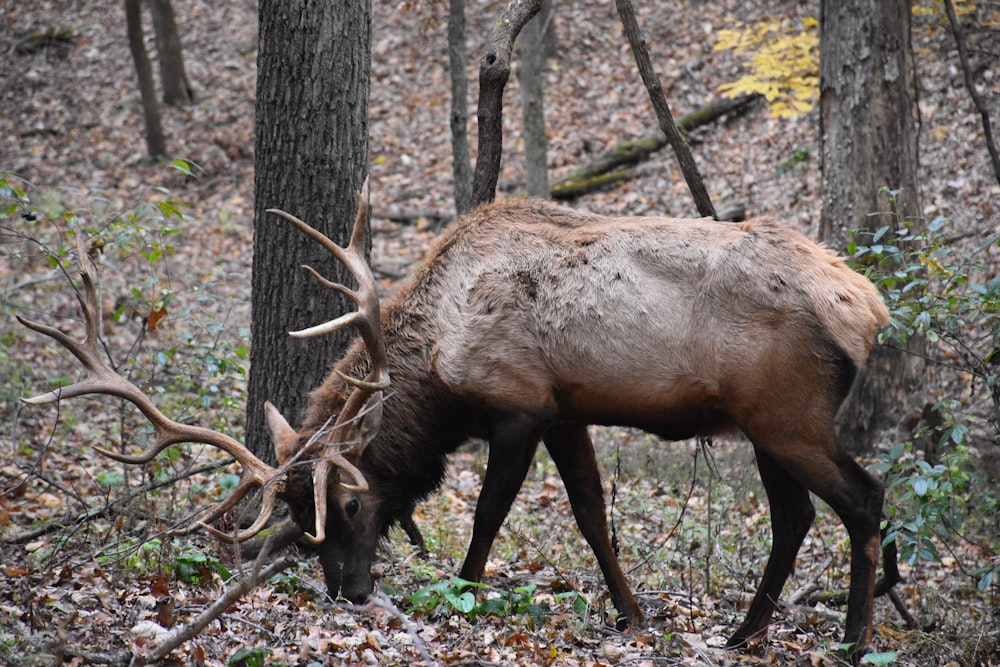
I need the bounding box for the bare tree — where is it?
[471,0,542,207]
[517,0,554,198]
[942,0,1000,186]
[149,0,194,106]
[124,0,166,158]
[448,0,473,215]
[614,0,715,219]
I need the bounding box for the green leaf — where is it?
[446,590,476,614]
[228,646,269,667]
[862,651,899,666]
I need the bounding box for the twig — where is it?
[614,0,716,218]
[2,459,233,545]
[138,537,296,664]
[786,557,834,606]
[63,648,132,666]
[887,587,918,629]
[363,592,437,664]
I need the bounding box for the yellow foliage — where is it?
[714,17,818,119]
[913,0,976,17]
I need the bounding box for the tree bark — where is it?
[124,0,166,159]
[149,0,194,106]
[518,0,553,198]
[248,0,372,463]
[448,0,473,215]
[614,0,715,219]
[471,0,542,207]
[819,0,923,454]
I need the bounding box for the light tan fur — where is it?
[382,199,887,432]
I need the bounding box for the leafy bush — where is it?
[2,169,250,562]
[852,189,999,592]
[713,16,819,118]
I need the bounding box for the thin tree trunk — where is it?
[614,0,715,219]
[149,0,194,106]
[248,0,372,462]
[518,0,552,198]
[942,0,1000,187]
[471,0,542,207]
[448,0,473,215]
[124,0,166,159]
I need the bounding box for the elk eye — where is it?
[344,498,360,518]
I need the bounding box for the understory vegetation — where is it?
[2,171,998,665]
[2,0,999,664]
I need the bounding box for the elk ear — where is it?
[355,392,384,454]
[265,401,298,464]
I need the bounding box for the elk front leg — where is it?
[543,424,642,628]
[458,415,542,582]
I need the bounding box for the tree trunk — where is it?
[518,0,553,198]
[149,0,194,106]
[124,0,166,159]
[448,0,473,215]
[819,0,923,454]
[248,0,372,463]
[471,0,542,207]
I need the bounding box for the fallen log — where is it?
[550,93,761,200]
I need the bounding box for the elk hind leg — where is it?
[819,457,884,658]
[750,443,884,660]
[728,447,815,648]
[543,424,642,628]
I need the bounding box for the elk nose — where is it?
[342,573,375,604]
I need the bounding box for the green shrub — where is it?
[406,576,587,626]
[852,189,999,591]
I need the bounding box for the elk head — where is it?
[264,192,392,602]
[18,188,389,603]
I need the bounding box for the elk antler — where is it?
[267,183,391,543]
[18,235,284,543]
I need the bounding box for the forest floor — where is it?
[1,0,999,665]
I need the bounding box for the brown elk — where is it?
[21,192,894,660]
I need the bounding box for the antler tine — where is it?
[266,188,390,398]
[189,478,282,543]
[268,184,388,541]
[18,250,284,543]
[300,453,369,545]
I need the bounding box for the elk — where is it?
[20,191,895,660]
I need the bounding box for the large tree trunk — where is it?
[124,0,166,159]
[819,0,923,454]
[248,0,372,463]
[149,0,194,106]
